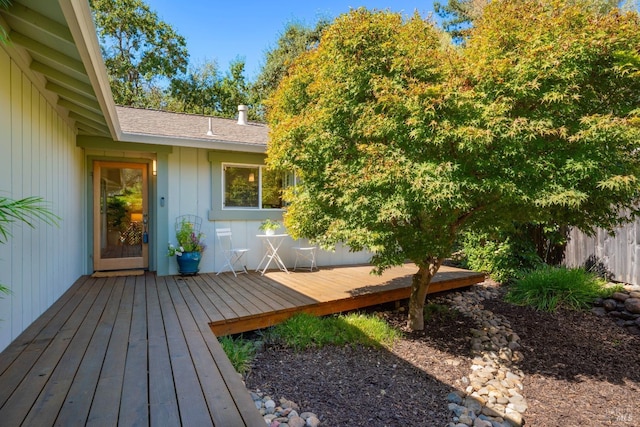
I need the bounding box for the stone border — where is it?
[435,284,527,427]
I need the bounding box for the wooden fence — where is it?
[564,218,639,286]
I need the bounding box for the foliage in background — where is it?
[267,3,640,331]
[505,266,611,312]
[265,312,401,351]
[250,20,328,120]
[90,0,189,107]
[218,335,256,375]
[434,0,633,43]
[170,58,251,118]
[217,59,250,117]
[434,0,488,42]
[169,60,221,115]
[459,229,543,284]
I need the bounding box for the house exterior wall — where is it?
[164,147,370,275]
[0,49,86,352]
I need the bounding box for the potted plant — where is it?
[259,219,280,235]
[168,217,206,275]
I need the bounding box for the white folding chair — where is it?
[293,240,317,271]
[216,228,249,277]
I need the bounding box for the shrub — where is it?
[219,335,256,375]
[505,266,608,312]
[459,230,542,284]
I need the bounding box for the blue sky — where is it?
[145,1,438,80]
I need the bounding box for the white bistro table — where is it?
[256,234,290,275]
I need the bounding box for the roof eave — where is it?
[120,132,268,153]
[58,0,122,141]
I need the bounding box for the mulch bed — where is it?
[483,298,640,427]
[245,287,640,427]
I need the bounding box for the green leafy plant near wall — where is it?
[0,196,60,295]
[0,1,11,44]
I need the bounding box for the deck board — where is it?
[0,264,482,426]
[157,275,217,427]
[170,278,248,426]
[119,275,150,426]
[0,277,108,426]
[55,277,123,426]
[146,274,182,427]
[207,264,485,336]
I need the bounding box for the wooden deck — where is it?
[0,264,483,426]
[207,264,484,336]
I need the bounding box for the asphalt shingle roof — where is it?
[116,106,268,147]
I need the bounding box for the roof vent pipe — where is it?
[206,117,214,136]
[237,105,248,125]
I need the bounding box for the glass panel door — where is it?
[93,161,148,271]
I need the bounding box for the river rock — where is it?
[448,392,464,405]
[602,299,618,311]
[624,298,640,314]
[619,310,639,320]
[288,416,306,427]
[504,409,523,427]
[466,397,484,415]
[305,415,321,427]
[612,292,630,302]
[474,418,493,427]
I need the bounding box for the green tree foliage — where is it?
[170,58,250,118]
[90,0,189,106]
[217,59,250,118]
[251,20,328,120]
[170,60,220,115]
[435,0,626,43]
[267,3,640,330]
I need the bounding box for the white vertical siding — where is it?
[0,49,86,352]
[167,147,215,274]
[166,147,371,275]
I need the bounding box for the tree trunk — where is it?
[407,259,443,330]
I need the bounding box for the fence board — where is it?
[565,217,639,285]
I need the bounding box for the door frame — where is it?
[92,160,149,271]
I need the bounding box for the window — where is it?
[223,164,289,209]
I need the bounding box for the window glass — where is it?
[262,168,284,209]
[224,165,259,208]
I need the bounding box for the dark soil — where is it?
[245,286,640,427]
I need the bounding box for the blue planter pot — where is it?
[176,251,201,275]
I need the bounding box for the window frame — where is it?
[221,162,287,211]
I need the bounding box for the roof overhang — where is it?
[119,132,267,153]
[0,0,121,139]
